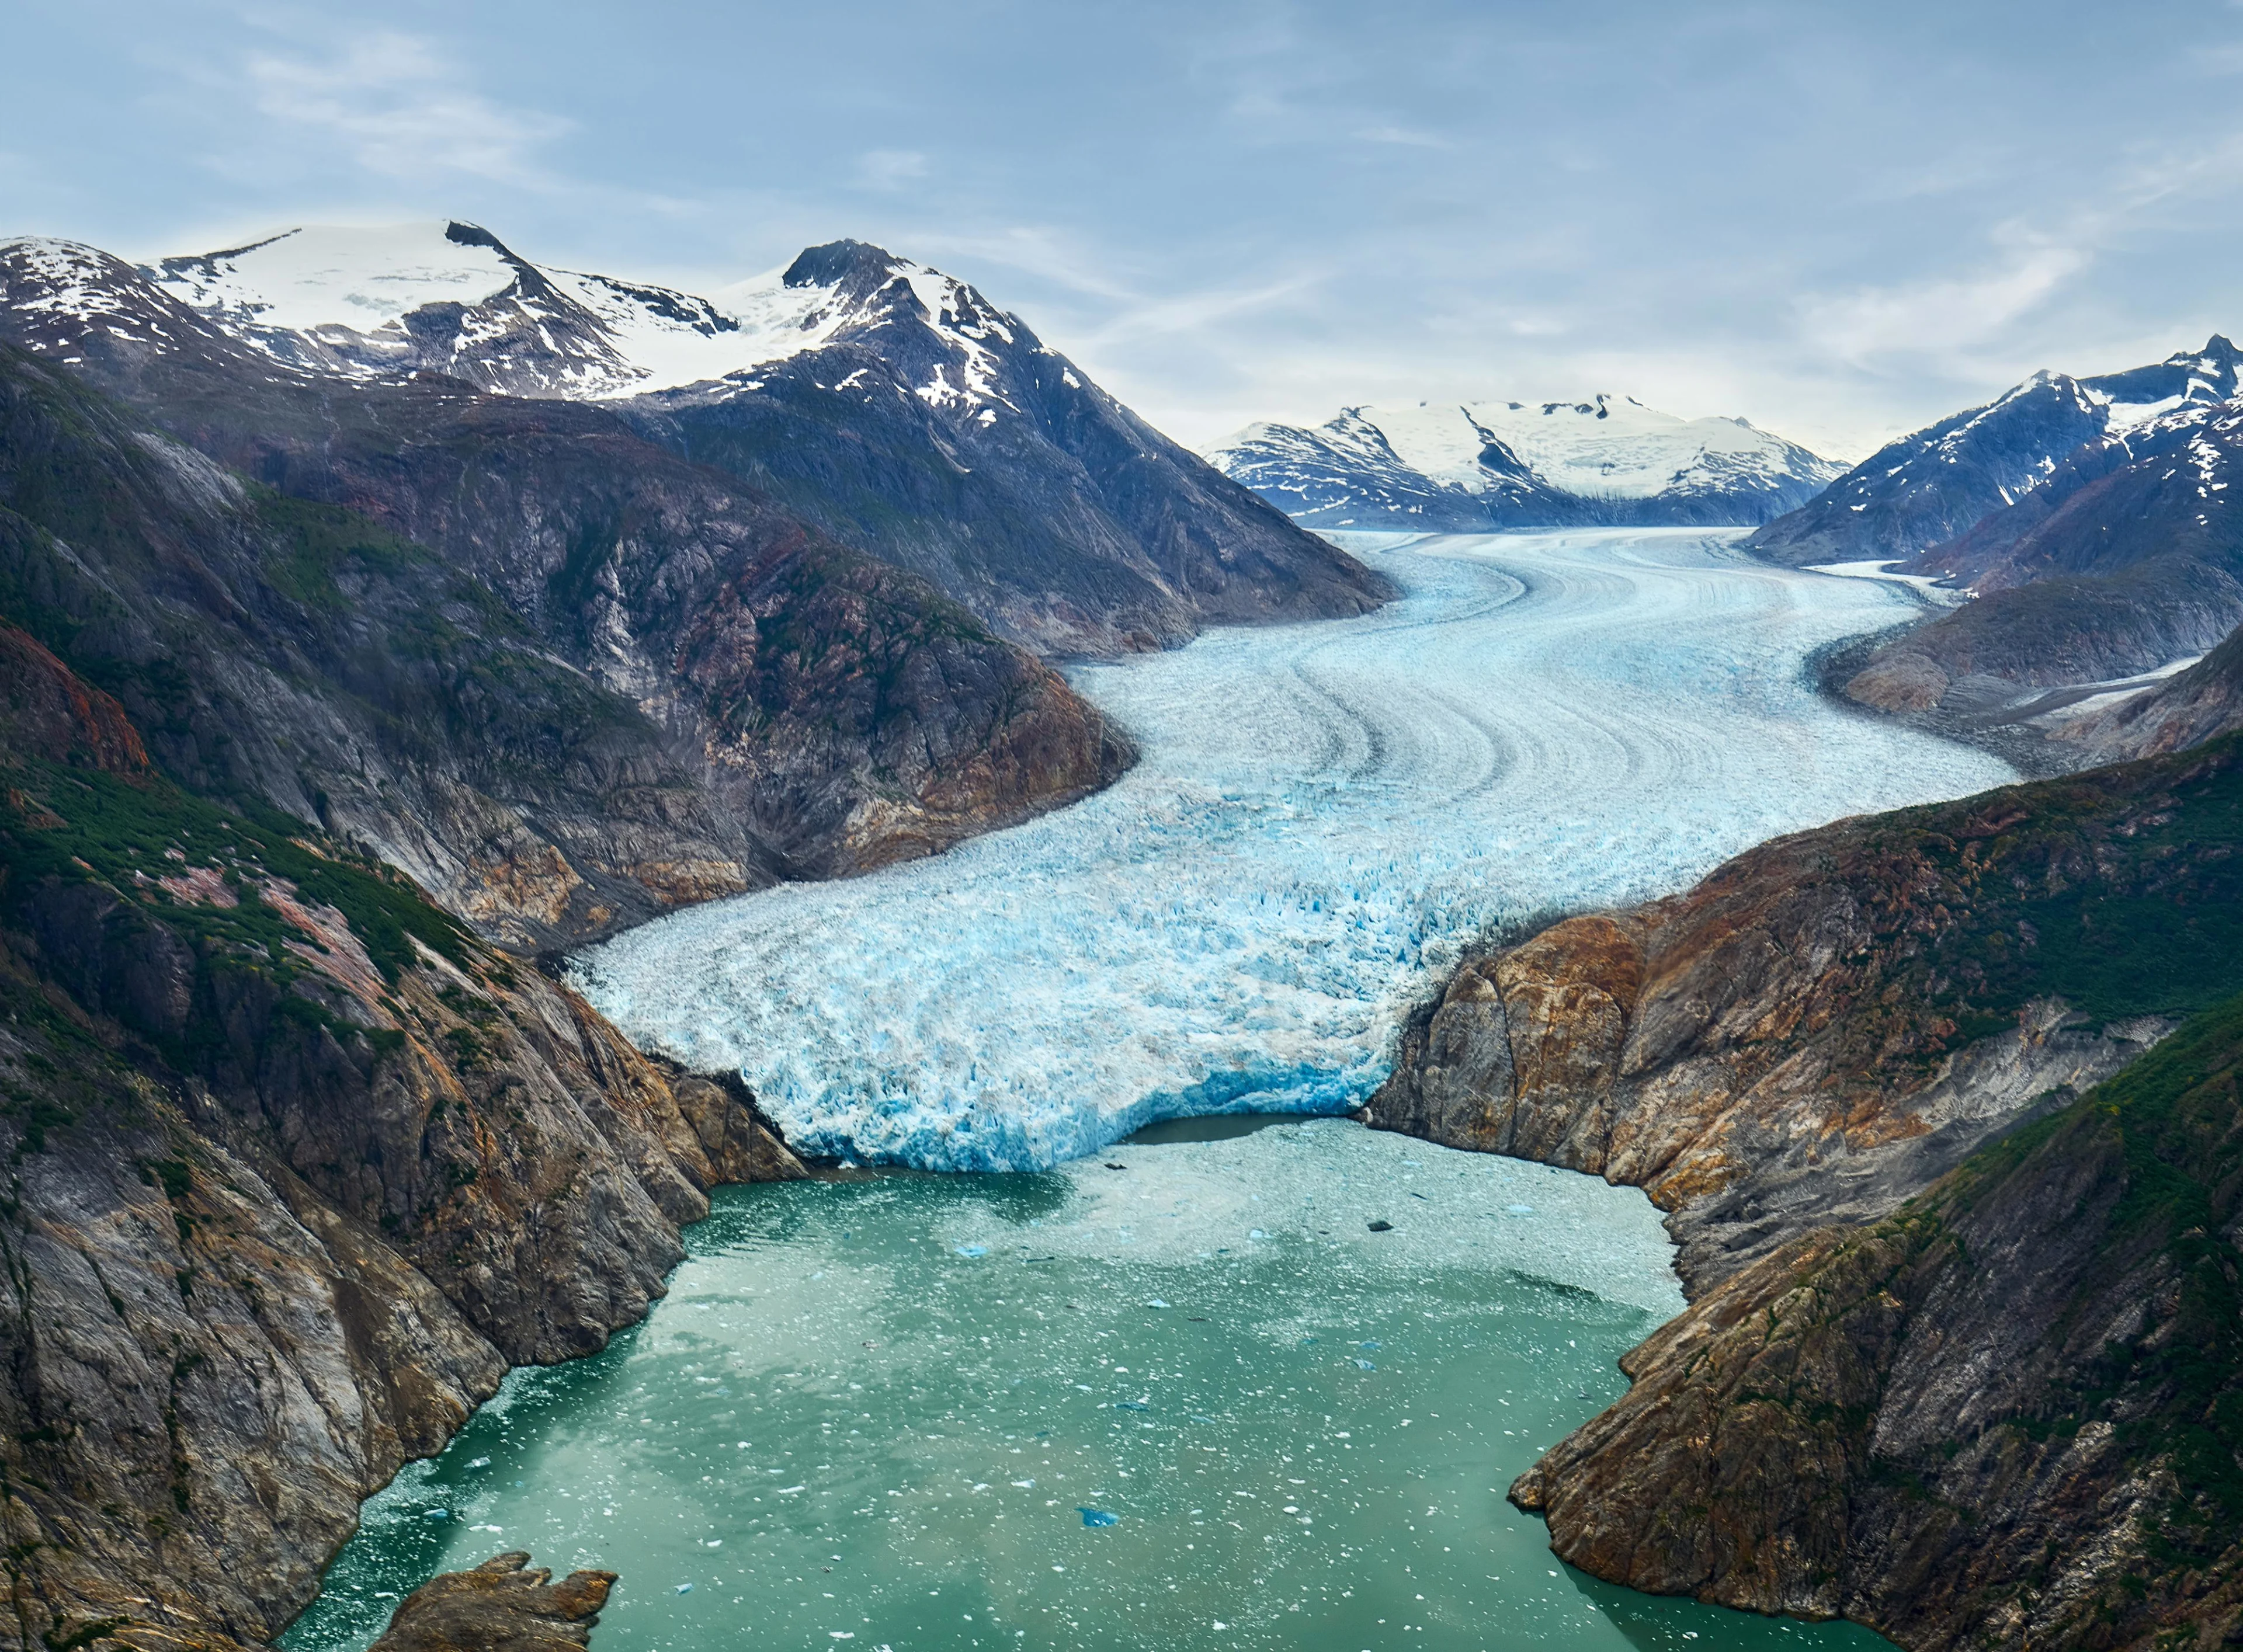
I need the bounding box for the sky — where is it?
[6,1,2243,458]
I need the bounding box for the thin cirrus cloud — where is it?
[243,31,568,187]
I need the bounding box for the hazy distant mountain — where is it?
[1204,394,1842,530]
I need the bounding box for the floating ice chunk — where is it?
[1355,1359,1376,1371]
[423,1509,448,1521]
[953,1245,988,1258]
[1146,1298,1171,1309]
[1079,1508,1121,1527]
[466,1457,490,1469]
[1011,1479,1034,1488]
[676,1584,693,1594]
[1507,1204,1535,1215]
[1249,1229,1268,1240]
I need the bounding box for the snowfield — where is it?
[572,530,2015,1171]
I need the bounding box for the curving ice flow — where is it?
[573,530,2015,1171]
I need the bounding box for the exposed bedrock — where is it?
[0,635,804,1652]
[368,1552,614,1652]
[1508,990,2243,1651]
[1364,734,2243,1648]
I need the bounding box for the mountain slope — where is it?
[2051,617,2243,761]
[1834,394,2243,721]
[1749,336,2243,569]
[1367,728,2243,1649]
[0,242,1133,950]
[1511,984,2243,1652]
[1206,394,1841,530]
[0,628,804,1652]
[119,222,1393,656]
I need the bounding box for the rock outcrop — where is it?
[1368,735,2243,1648]
[0,634,804,1652]
[1509,986,2243,1651]
[368,1553,614,1652]
[1366,736,2241,1288]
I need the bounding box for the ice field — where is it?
[575,528,2013,1170]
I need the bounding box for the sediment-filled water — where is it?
[282,1122,1893,1651]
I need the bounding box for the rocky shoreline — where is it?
[1363,731,2243,1650]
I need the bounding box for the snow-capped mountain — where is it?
[1749,336,2243,568]
[1206,394,1842,530]
[140,220,1014,405]
[0,222,1389,658]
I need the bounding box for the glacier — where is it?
[572,529,2015,1171]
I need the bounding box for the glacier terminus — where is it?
[572,529,2016,1171]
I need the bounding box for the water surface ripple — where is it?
[575,530,2012,1169]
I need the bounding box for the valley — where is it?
[3,201,2240,1652]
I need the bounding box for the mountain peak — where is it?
[783,239,902,291]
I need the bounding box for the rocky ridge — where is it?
[0,623,805,1652]
[1365,733,2243,1646]
[11,222,1393,659]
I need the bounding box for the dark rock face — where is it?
[0,610,804,1651]
[1749,337,2243,571]
[639,244,1395,656]
[1370,736,2243,1648]
[1511,989,2243,1651]
[369,1552,614,1652]
[0,258,1134,950]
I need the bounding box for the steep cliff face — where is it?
[1365,735,2243,1289]
[0,309,1131,951]
[1510,987,2243,1651]
[0,632,804,1652]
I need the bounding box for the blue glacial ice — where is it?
[572,529,2015,1171]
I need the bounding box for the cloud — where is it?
[1801,234,2089,363]
[245,32,567,186]
[857,148,930,190]
[1355,125,1447,148]
[908,225,1140,301]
